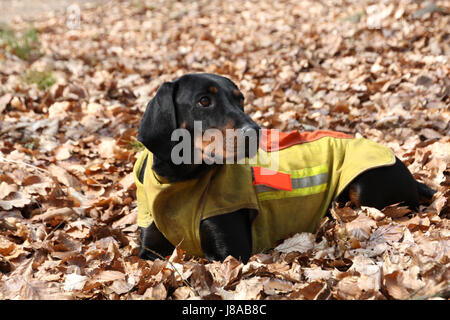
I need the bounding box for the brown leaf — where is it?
[55,143,73,161]
[0,192,32,210]
[331,102,350,114]
[233,277,264,300]
[364,207,386,221]
[0,93,12,113]
[336,276,362,300]
[297,281,326,300]
[368,223,405,245]
[0,182,18,199]
[0,255,13,273]
[98,138,117,159]
[382,203,411,218]
[189,264,213,297]
[111,209,137,229]
[263,278,294,295]
[275,232,315,253]
[333,206,359,223]
[118,173,135,190]
[303,267,333,282]
[0,236,16,256]
[48,164,82,189]
[93,270,126,282]
[383,271,411,300]
[345,213,377,241]
[218,255,242,288]
[142,282,167,300]
[20,279,72,300]
[22,175,42,186]
[402,215,431,232]
[31,207,76,224]
[10,97,26,111]
[172,286,194,300]
[64,274,88,292]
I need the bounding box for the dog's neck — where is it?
[151,155,216,182]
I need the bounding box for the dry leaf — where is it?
[263,278,294,295]
[32,207,76,223]
[382,204,411,218]
[143,283,167,300]
[368,223,405,245]
[233,277,264,300]
[98,138,117,159]
[294,281,326,300]
[303,267,333,282]
[0,192,32,210]
[0,236,16,256]
[345,214,377,241]
[275,232,315,253]
[383,271,411,300]
[93,270,126,282]
[48,164,81,189]
[0,182,18,199]
[64,274,88,291]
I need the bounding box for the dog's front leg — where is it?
[200,210,254,263]
[139,223,175,260]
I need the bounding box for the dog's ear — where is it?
[138,82,177,161]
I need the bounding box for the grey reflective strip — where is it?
[292,172,328,189]
[254,172,329,193]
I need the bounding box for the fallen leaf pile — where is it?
[0,0,448,299]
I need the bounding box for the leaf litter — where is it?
[0,0,448,300]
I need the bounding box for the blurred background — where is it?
[0,0,101,24]
[1,0,448,133]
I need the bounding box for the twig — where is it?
[43,219,67,242]
[410,285,450,300]
[142,245,200,297]
[0,155,66,194]
[407,261,449,300]
[0,155,51,176]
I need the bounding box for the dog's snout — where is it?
[240,124,260,135]
[240,124,260,143]
[240,124,261,158]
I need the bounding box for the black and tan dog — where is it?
[134,73,435,263]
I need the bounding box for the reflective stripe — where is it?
[289,164,328,179]
[257,183,327,201]
[254,164,329,201]
[255,172,328,193]
[292,172,328,189]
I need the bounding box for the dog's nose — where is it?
[240,124,260,140]
[241,124,257,134]
[240,124,260,157]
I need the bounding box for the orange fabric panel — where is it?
[252,166,293,191]
[260,129,353,152]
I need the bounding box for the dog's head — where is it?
[138,73,260,164]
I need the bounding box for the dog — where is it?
[134,73,435,263]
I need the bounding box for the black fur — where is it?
[138,82,177,162]
[337,157,427,209]
[137,73,436,263]
[200,210,255,263]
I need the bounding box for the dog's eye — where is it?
[198,96,211,107]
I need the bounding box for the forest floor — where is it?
[0,0,448,299]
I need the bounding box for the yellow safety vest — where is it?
[134,130,395,257]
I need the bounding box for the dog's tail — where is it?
[416,180,437,202]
